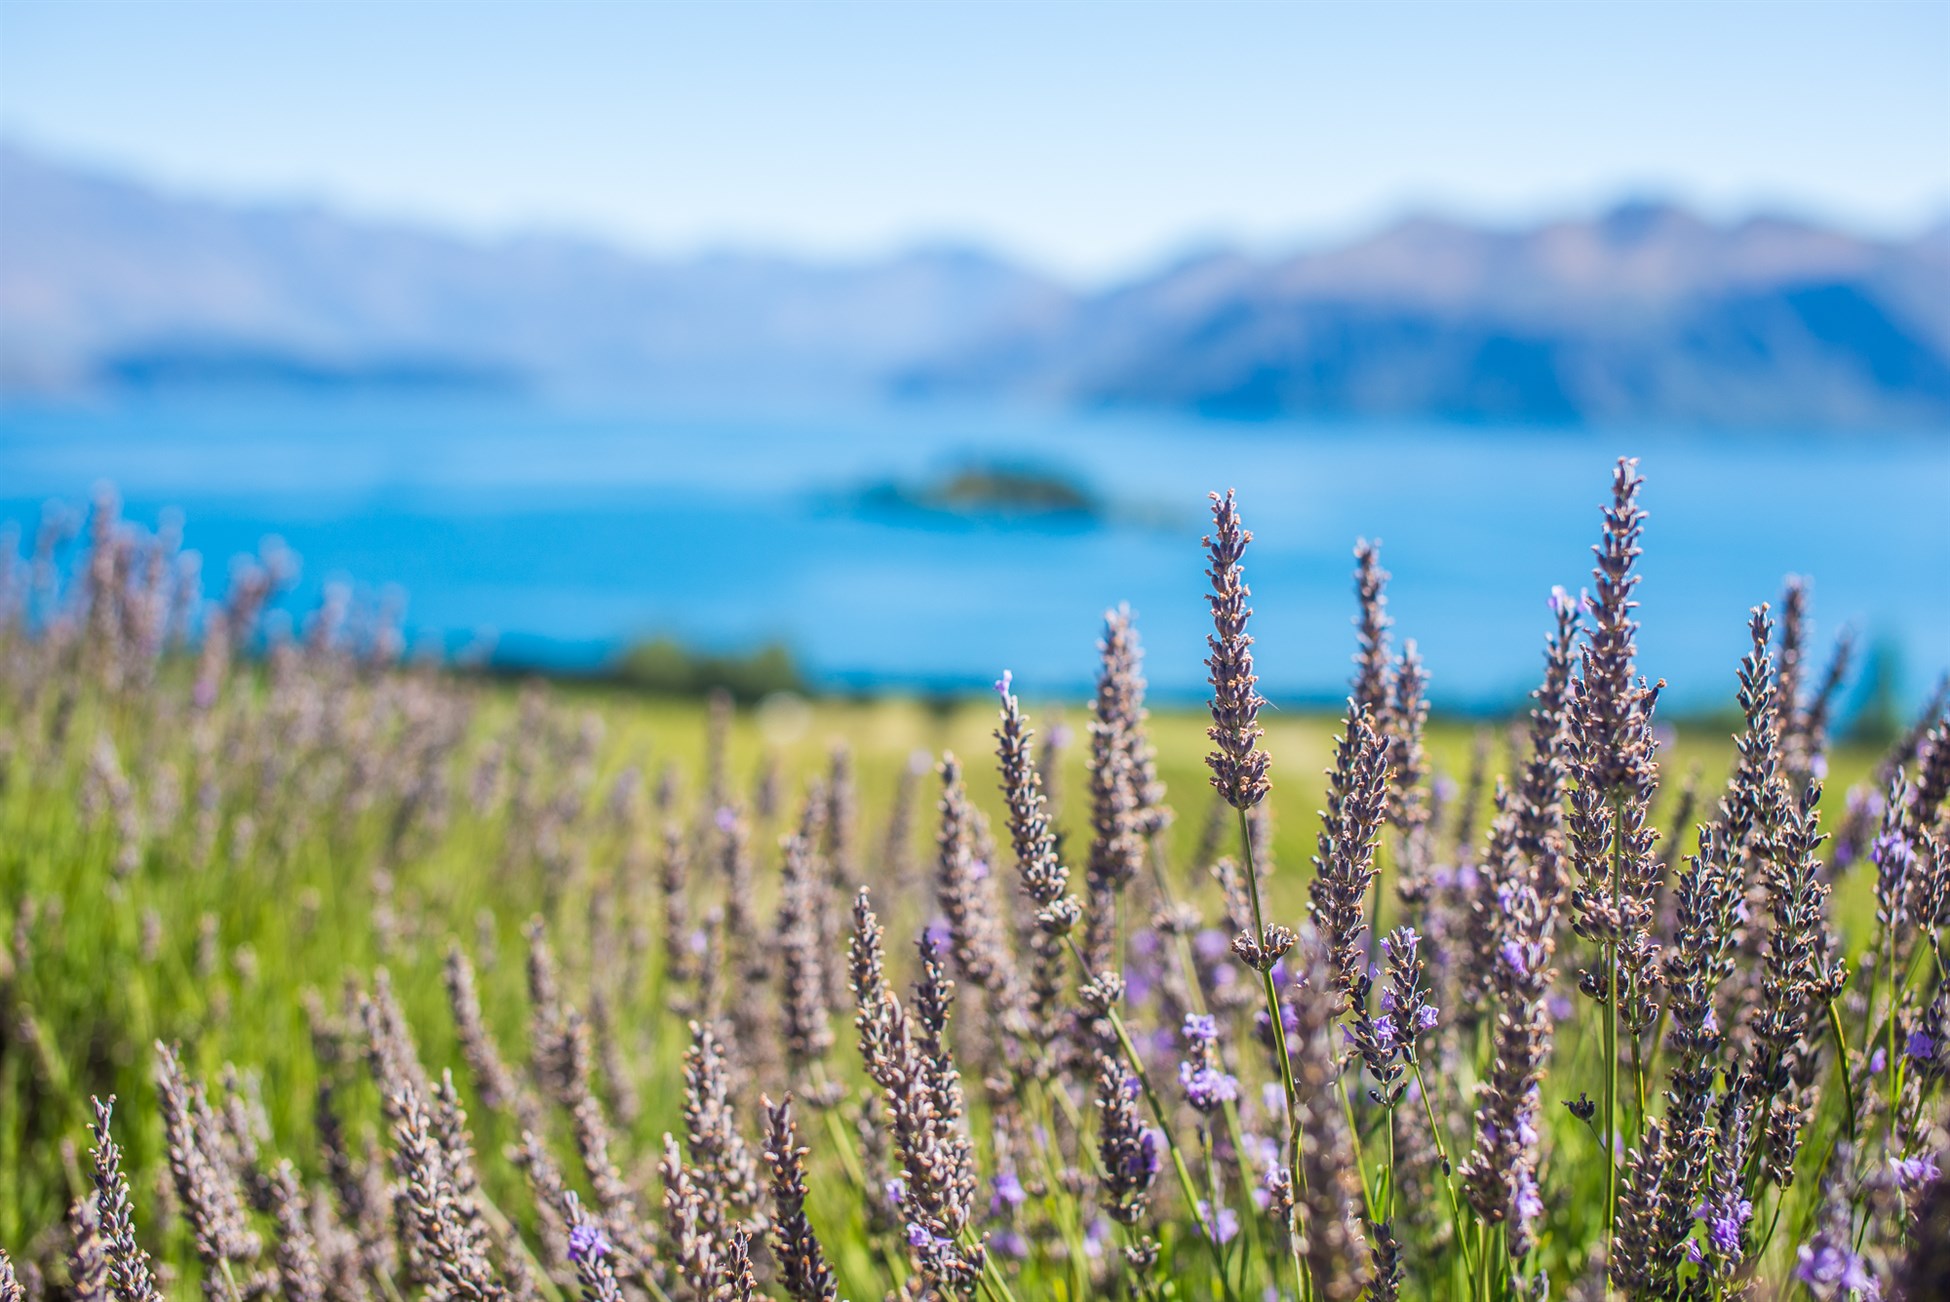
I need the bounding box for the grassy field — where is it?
[1,470,1942,1302]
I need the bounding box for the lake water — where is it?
[2,394,1945,712]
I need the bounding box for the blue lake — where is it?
[2,395,1946,712]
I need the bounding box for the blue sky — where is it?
[2,0,1946,278]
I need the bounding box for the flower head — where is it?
[1892,1152,1939,1188]
[1871,830,1915,873]
[1179,1061,1239,1112]
[1692,1192,1753,1260]
[1795,1238,1874,1294]
[567,1221,610,1264]
[1203,489,1271,809]
[1513,1171,1544,1228]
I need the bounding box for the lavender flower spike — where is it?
[761,1095,841,1302]
[1204,489,1271,811]
[1095,1055,1162,1225]
[1177,1012,1240,1113]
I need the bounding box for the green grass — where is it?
[0,663,1897,1297]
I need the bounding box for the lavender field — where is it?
[0,457,1944,1302]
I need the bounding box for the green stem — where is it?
[1603,941,1618,1282]
[1235,806,1313,1302]
[1383,1104,1398,1221]
[1334,1068,1380,1225]
[1603,787,1625,1287]
[968,1230,1023,1302]
[1631,1031,1647,1149]
[1826,999,1858,1141]
[810,1063,870,1191]
[1885,925,1902,1155]
[1410,1060,1480,1290]
[1199,1123,1236,1290]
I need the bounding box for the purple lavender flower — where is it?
[567,1221,610,1264]
[1906,1029,1935,1061]
[1203,490,1272,810]
[1795,1238,1875,1295]
[1183,1013,1219,1043]
[1196,1202,1241,1245]
[1096,1059,1161,1225]
[1513,1171,1544,1228]
[1869,1046,1888,1075]
[1381,929,1420,963]
[1892,1152,1939,1188]
[1692,1192,1753,1260]
[1871,830,1915,873]
[991,1171,1026,1211]
[1179,1060,1240,1111]
[1370,1015,1398,1054]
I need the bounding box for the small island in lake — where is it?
[854,462,1105,524]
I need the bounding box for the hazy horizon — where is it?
[10,136,1948,289]
[3,0,1945,280]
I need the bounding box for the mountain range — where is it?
[3,145,1947,428]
